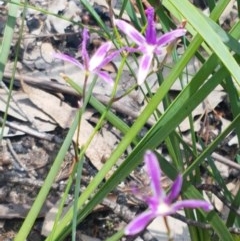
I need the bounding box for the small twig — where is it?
[228,227,240,235]
[183,136,240,171]
[0,117,55,141]
[171,212,240,235]
[0,139,12,165]
[101,197,136,224]
[0,79,33,124]
[6,138,36,179]
[197,183,240,216]
[170,212,211,230]
[0,172,58,189]
[3,71,142,123]
[11,31,81,40]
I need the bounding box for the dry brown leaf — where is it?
[21,80,76,129]
[0,89,57,133]
[179,89,226,132]
[0,89,27,122]
[73,113,118,171]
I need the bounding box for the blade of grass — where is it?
[203,16,240,55]
[135,0,147,23]
[119,0,142,30]
[72,158,84,241]
[185,209,201,240]
[204,144,233,202]
[221,74,240,144]
[0,1,19,81]
[0,0,20,139]
[14,111,80,241]
[207,0,217,12]
[227,189,240,227]
[118,0,128,18]
[164,0,240,86]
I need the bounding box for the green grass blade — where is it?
[0,0,20,139]
[72,159,84,241]
[203,17,240,55]
[0,1,19,81]
[14,111,80,241]
[221,74,240,144]
[163,0,240,86]
[227,189,240,227]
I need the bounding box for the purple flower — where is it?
[125,151,213,236]
[54,28,119,85]
[114,7,186,85]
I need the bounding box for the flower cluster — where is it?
[54,28,118,85]
[125,151,213,236]
[54,7,186,85]
[53,6,213,238]
[114,8,186,85]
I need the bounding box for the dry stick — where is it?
[170,212,211,230]
[6,138,37,179]
[0,117,54,141]
[0,203,49,219]
[0,80,32,123]
[182,136,240,171]
[3,72,240,171]
[197,184,240,216]
[0,173,58,189]
[0,139,12,165]
[171,212,239,234]
[3,71,141,120]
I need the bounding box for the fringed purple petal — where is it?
[144,151,162,198]
[125,210,155,236]
[96,70,114,85]
[156,29,186,47]
[145,7,157,44]
[54,53,84,70]
[97,48,122,70]
[89,42,113,71]
[82,28,90,69]
[114,19,145,46]
[171,200,213,212]
[165,175,182,203]
[137,53,153,85]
